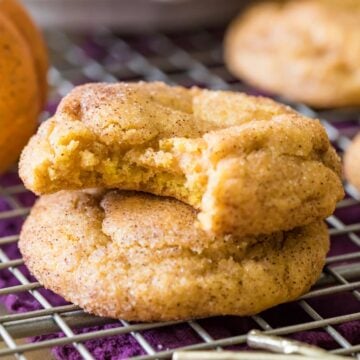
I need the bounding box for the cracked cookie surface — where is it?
[19,190,329,321]
[19,82,344,236]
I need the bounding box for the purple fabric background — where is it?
[0,173,359,359]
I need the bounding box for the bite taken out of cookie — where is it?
[19,82,344,236]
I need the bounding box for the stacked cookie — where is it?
[19,82,344,321]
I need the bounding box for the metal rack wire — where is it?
[0,26,359,360]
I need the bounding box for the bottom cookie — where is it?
[20,190,329,322]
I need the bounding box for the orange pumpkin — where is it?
[0,0,48,173]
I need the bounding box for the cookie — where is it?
[19,82,343,236]
[225,0,360,108]
[344,133,360,191]
[19,190,329,321]
[0,0,48,106]
[0,0,47,173]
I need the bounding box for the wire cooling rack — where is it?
[0,27,360,360]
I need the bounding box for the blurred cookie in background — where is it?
[225,0,360,108]
[0,0,47,174]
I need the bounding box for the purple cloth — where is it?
[0,174,359,359]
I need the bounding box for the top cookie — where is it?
[225,0,360,108]
[19,82,343,236]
